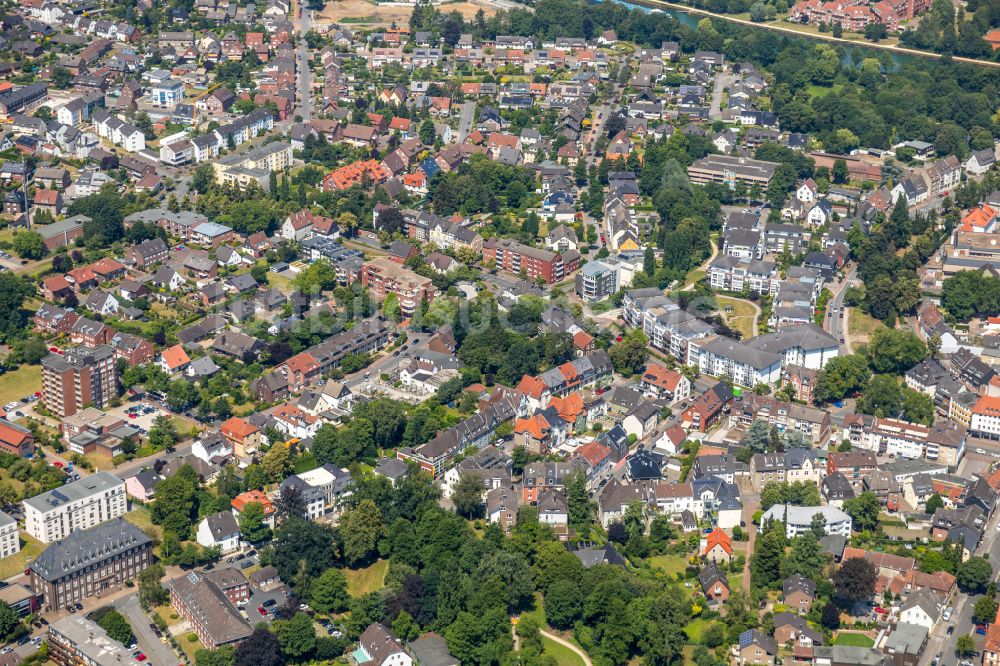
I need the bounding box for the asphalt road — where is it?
[825,265,856,354]
[294,5,314,121]
[457,101,476,143]
[709,72,737,120]
[921,505,1000,666]
[115,593,179,666]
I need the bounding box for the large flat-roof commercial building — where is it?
[48,616,133,666]
[30,518,152,611]
[41,345,118,418]
[687,154,780,189]
[24,471,127,543]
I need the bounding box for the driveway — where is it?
[457,101,476,142]
[114,593,179,666]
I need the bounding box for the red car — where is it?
[135,653,146,662]
[128,413,137,419]
[873,606,885,614]
[258,606,268,616]
[33,391,41,397]
[52,461,64,468]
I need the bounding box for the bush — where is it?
[187,634,198,642]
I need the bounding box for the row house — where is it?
[482,238,580,285]
[844,414,967,466]
[398,400,517,477]
[730,394,831,444]
[515,350,614,409]
[749,448,824,492]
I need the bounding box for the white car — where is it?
[3,402,19,411]
[943,607,953,621]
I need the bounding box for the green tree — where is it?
[782,531,824,580]
[832,158,849,184]
[814,354,871,403]
[608,329,648,377]
[834,557,877,602]
[97,610,133,645]
[0,601,19,640]
[195,646,236,666]
[150,465,199,536]
[925,493,944,515]
[843,491,880,532]
[339,499,385,566]
[138,564,168,609]
[12,230,45,260]
[956,634,977,657]
[973,596,998,625]
[957,556,992,594]
[566,469,594,526]
[0,273,33,342]
[275,612,316,660]
[238,501,272,543]
[545,579,584,629]
[866,328,926,375]
[382,292,401,323]
[452,473,485,518]
[311,568,350,614]
[419,119,436,145]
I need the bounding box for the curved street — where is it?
[540,629,594,666]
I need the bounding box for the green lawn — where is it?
[648,553,691,579]
[683,619,713,643]
[834,633,874,647]
[0,365,42,407]
[542,636,586,666]
[717,296,758,341]
[344,559,388,597]
[0,532,44,579]
[847,308,885,338]
[124,506,163,542]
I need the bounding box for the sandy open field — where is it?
[318,0,494,26]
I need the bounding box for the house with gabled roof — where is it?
[699,560,729,603]
[700,527,732,564]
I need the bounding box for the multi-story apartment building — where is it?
[0,511,19,559]
[731,394,831,444]
[41,345,117,418]
[760,504,852,538]
[30,518,152,610]
[972,396,1000,440]
[621,288,714,363]
[48,616,134,666]
[749,449,824,492]
[483,237,580,284]
[24,471,127,543]
[575,256,643,301]
[361,257,437,317]
[213,141,292,191]
[687,154,779,189]
[845,414,968,466]
[278,464,352,519]
[826,450,877,487]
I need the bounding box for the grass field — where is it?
[717,296,759,340]
[683,619,713,643]
[834,633,875,647]
[648,553,691,579]
[0,365,42,406]
[847,308,884,337]
[542,636,586,666]
[0,532,44,579]
[124,506,163,543]
[345,559,388,597]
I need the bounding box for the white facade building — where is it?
[23,472,126,543]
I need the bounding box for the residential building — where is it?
[483,237,580,284]
[24,471,126,543]
[357,623,413,666]
[0,419,34,457]
[278,464,352,519]
[0,511,19,560]
[760,504,852,538]
[361,257,437,317]
[196,511,241,553]
[41,345,117,418]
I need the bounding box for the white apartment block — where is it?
[23,472,127,543]
[0,511,20,559]
[761,504,852,539]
